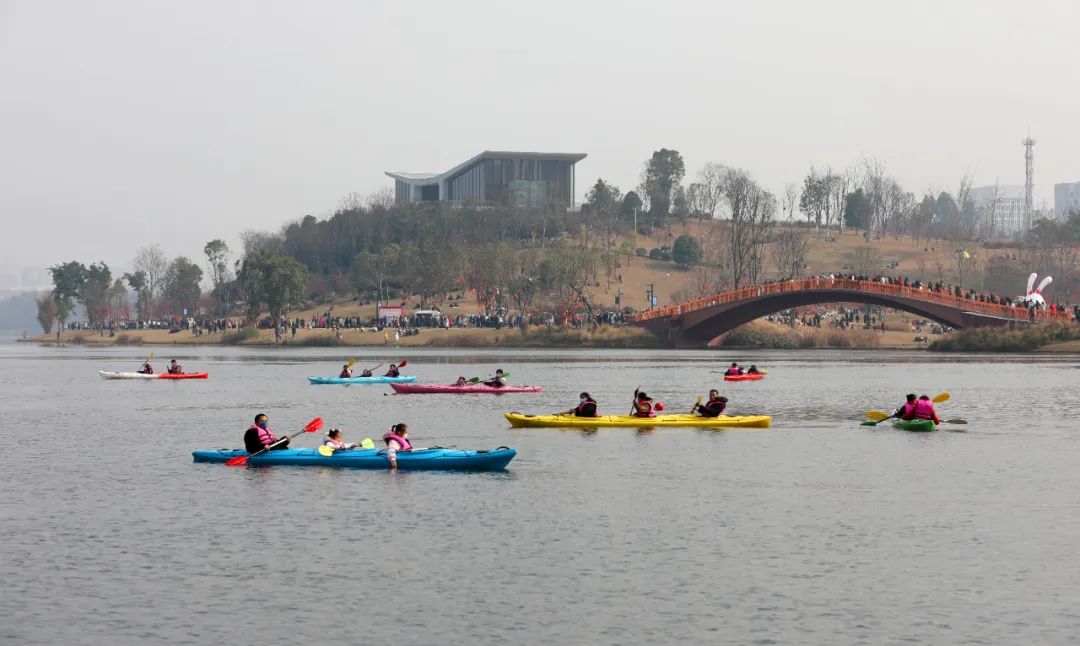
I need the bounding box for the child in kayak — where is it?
[384,364,401,377]
[563,392,598,417]
[243,413,290,453]
[746,365,761,374]
[693,390,728,417]
[324,428,359,450]
[452,376,468,386]
[633,392,657,418]
[893,394,916,419]
[483,369,507,388]
[384,423,412,470]
[901,395,940,425]
[338,364,353,378]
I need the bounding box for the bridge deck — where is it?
[635,278,1072,323]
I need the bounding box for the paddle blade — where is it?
[225,455,248,467]
[360,438,375,449]
[865,410,890,421]
[943,418,968,425]
[860,420,880,426]
[467,377,481,383]
[303,417,324,433]
[398,359,408,368]
[318,445,334,456]
[932,392,950,403]
[347,357,356,367]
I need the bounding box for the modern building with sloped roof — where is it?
[386,150,587,208]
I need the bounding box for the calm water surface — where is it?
[2,342,1080,645]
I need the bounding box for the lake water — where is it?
[2,341,1080,645]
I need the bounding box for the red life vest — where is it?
[634,400,656,418]
[383,432,412,450]
[724,367,740,375]
[911,399,938,423]
[339,370,351,378]
[574,399,598,417]
[701,398,726,417]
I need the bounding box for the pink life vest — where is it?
[383,432,412,451]
[912,399,936,421]
[634,400,656,418]
[250,424,277,446]
[725,367,740,376]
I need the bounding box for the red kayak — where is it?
[723,373,764,382]
[158,372,208,380]
[390,383,542,394]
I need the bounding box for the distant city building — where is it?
[969,185,1026,237]
[386,151,587,208]
[20,267,50,289]
[1054,181,1080,219]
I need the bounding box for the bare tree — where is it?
[721,168,776,288]
[857,158,889,238]
[955,171,975,238]
[772,228,810,279]
[336,191,367,212]
[826,169,850,235]
[366,186,395,210]
[783,183,799,223]
[132,244,168,318]
[799,167,827,230]
[846,246,883,277]
[694,163,727,219]
[979,181,1001,238]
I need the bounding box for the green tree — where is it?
[585,179,624,246]
[238,252,309,324]
[35,294,57,335]
[844,189,873,231]
[48,261,87,339]
[642,149,685,228]
[621,191,643,222]
[123,271,151,321]
[671,235,703,268]
[203,239,232,315]
[162,257,204,317]
[80,262,112,328]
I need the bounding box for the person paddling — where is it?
[483,369,507,388]
[902,394,940,425]
[693,390,728,418]
[324,428,358,450]
[383,423,412,470]
[384,363,401,378]
[453,376,468,386]
[564,392,598,417]
[243,413,290,454]
[633,392,657,418]
[746,365,761,375]
[338,364,353,378]
[138,362,154,375]
[894,394,917,420]
[167,359,184,374]
[724,362,742,376]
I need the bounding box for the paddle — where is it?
[630,386,640,415]
[226,417,323,466]
[318,438,375,456]
[467,371,509,384]
[137,351,155,371]
[690,396,702,414]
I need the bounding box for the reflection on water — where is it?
[2,343,1080,645]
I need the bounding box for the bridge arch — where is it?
[633,278,1065,347]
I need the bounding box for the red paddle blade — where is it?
[225,455,248,467]
[398,359,408,368]
[303,417,324,433]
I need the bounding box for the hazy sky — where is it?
[2,0,1078,281]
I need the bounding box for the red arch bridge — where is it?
[633,277,1073,347]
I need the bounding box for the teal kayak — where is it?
[193,447,515,470]
[307,375,417,384]
[892,419,937,432]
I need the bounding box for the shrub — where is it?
[221,327,260,344]
[929,321,1080,352]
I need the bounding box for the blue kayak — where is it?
[192,447,516,471]
[307,375,418,385]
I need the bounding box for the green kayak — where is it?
[892,418,937,432]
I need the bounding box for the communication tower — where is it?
[1023,136,1035,231]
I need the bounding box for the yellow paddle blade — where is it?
[360,438,375,449]
[347,357,357,366]
[865,410,891,421]
[147,352,155,361]
[318,445,334,456]
[933,392,950,403]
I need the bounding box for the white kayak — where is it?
[98,371,209,380]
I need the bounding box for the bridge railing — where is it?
[634,278,1075,323]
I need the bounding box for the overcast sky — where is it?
[2,0,1078,283]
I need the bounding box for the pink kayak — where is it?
[390,383,542,394]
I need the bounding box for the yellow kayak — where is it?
[504,412,771,428]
